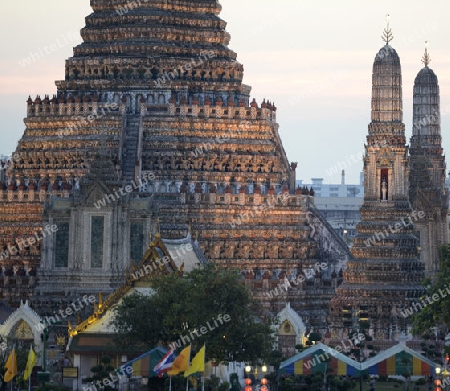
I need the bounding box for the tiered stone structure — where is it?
[0,0,350,337]
[35,152,153,313]
[329,30,426,344]
[409,47,449,276]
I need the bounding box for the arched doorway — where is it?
[275,303,306,358]
[278,320,297,358]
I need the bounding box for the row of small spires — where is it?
[169,95,277,111]
[28,94,100,105]
[0,267,37,277]
[0,180,315,196]
[0,180,72,191]
[27,94,277,110]
[181,182,315,196]
[0,267,343,279]
[244,269,343,279]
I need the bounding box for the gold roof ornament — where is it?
[382,14,394,45]
[68,233,179,337]
[422,41,431,67]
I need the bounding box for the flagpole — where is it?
[10,345,14,391]
[186,376,188,391]
[202,344,205,391]
[169,375,172,391]
[28,344,32,391]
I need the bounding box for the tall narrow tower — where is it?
[409,44,449,275]
[329,20,425,343]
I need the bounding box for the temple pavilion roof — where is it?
[68,233,206,338]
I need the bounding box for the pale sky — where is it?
[1,0,450,185]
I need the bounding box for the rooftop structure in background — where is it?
[314,198,362,244]
[298,171,363,242]
[297,171,364,198]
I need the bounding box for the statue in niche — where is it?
[279,245,293,259]
[381,177,388,201]
[249,244,263,259]
[193,158,203,170]
[225,245,234,259]
[219,244,227,259]
[30,245,40,256]
[204,159,215,171]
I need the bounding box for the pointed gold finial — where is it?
[98,292,103,308]
[382,14,394,45]
[422,41,431,67]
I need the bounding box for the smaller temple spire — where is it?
[422,41,431,68]
[382,14,394,45]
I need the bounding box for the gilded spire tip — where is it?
[422,41,431,67]
[382,14,394,45]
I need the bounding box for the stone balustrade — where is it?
[26,94,277,123]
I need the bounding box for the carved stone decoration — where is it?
[13,319,33,340]
[0,301,43,363]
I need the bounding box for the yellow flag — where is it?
[167,345,191,375]
[23,346,36,381]
[4,348,17,382]
[184,345,205,377]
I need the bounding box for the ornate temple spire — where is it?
[422,41,431,68]
[370,15,403,128]
[382,14,394,45]
[411,43,441,140]
[409,41,449,275]
[329,21,425,342]
[366,15,407,201]
[57,0,245,94]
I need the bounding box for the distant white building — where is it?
[297,171,363,243]
[297,170,363,198]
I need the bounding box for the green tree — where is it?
[82,356,116,391]
[412,244,450,335]
[111,263,275,363]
